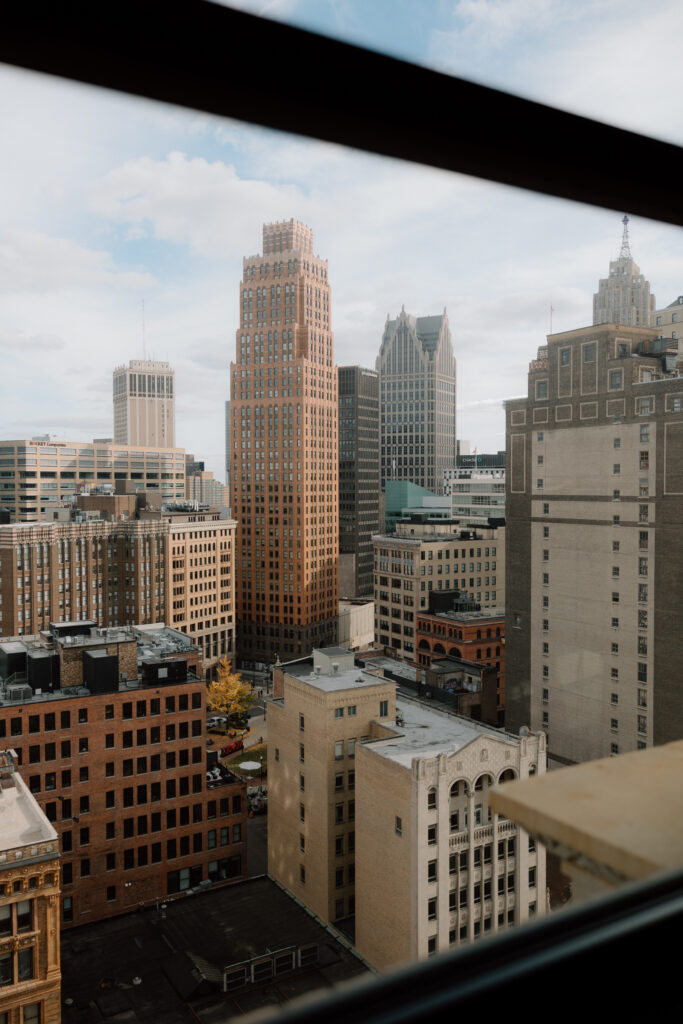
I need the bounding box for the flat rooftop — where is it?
[285,662,393,694]
[0,757,57,856]
[426,607,505,622]
[364,696,515,769]
[60,876,370,1024]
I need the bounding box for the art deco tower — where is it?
[593,215,655,328]
[230,220,338,666]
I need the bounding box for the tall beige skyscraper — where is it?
[593,216,655,328]
[113,359,176,447]
[230,220,339,667]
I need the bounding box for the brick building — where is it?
[230,220,339,668]
[373,520,505,662]
[0,750,61,1024]
[415,593,506,721]
[0,623,246,929]
[0,489,237,676]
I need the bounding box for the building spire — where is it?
[619,214,631,259]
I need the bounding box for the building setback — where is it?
[0,437,186,523]
[0,624,247,929]
[230,220,338,667]
[0,750,61,1024]
[338,366,380,598]
[113,359,176,448]
[377,307,456,494]
[505,322,683,764]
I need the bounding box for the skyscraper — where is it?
[113,359,176,448]
[338,365,380,598]
[505,323,683,765]
[377,307,457,494]
[230,220,338,667]
[593,216,655,328]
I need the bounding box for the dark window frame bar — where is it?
[2,0,683,227]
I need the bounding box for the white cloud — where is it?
[0,228,156,294]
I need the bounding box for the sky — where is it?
[1,0,683,478]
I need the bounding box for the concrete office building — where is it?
[377,308,457,494]
[0,623,247,929]
[185,470,229,508]
[0,437,186,523]
[373,520,505,661]
[443,467,506,523]
[230,220,338,667]
[269,648,396,927]
[113,359,176,448]
[339,366,380,598]
[505,322,683,764]
[0,750,61,1024]
[593,216,655,328]
[355,705,545,969]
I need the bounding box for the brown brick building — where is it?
[0,624,246,929]
[0,750,61,1024]
[415,594,505,719]
[230,220,339,668]
[0,489,236,676]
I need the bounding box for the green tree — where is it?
[207,658,256,717]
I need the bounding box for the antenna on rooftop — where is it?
[142,299,147,359]
[619,215,632,259]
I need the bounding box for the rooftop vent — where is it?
[331,662,339,676]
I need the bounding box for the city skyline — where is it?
[1,2,683,479]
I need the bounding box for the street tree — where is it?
[207,658,257,717]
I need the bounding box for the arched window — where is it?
[498,768,517,784]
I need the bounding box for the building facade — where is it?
[268,649,545,968]
[654,294,683,340]
[415,597,505,721]
[377,308,457,494]
[0,437,186,523]
[355,708,546,970]
[164,508,236,673]
[443,467,506,522]
[113,359,176,448]
[338,366,380,598]
[0,624,247,929]
[0,750,61,1024]
[185,471,229,508]
[505,323,683,764]
[268,648,397,927]
[0,493,236,672]
[230,220,338,667]
[593,216,655,328]
[373,521,505,661]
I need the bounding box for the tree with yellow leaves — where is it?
[207,658,257,717]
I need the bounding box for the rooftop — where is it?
[423,607,506,623]
[364,696,517,769]
[0,751,58,858]
[60,876,370,1024]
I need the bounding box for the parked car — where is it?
[207,716,228,730]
